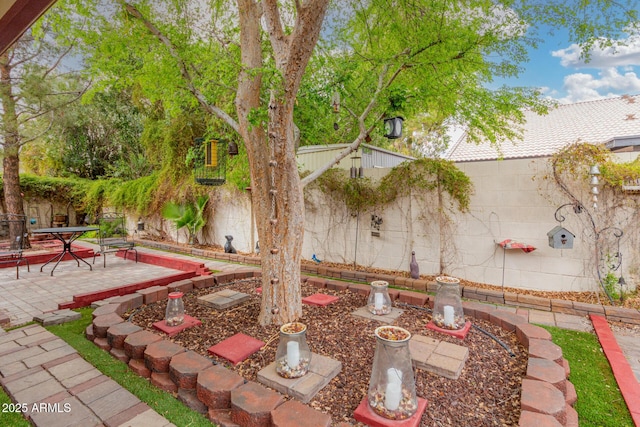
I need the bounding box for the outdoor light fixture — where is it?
[228,141,239,156]
[432,276,465,330]
[276,322,311,378]
[137,218,145,231]
[383,117,404,139]
[367,281,392,315]
[368,326,418,420]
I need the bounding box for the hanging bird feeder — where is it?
[193,138,228,185]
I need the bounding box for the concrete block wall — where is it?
[86,153,640,294]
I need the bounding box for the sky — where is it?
[503,28,640,104]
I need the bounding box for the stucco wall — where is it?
[24,152,636,294]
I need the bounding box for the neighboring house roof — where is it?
[297,143,415,171]
[446,94,640,162]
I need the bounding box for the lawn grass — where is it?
[45,308,213,427]
[0,389,31,427]
[541,325,634,427]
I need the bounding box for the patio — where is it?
[0,242,638,427]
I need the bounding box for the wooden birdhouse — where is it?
[547,226,575,249]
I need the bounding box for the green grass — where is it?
[3,309,634,427]
[541,325,634,427]
[0,389,31,426]
[44,308,213,427]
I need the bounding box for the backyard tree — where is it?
[0,5,87,229]
[77,0,637,325]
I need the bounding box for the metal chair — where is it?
[0,214,29,279]
[93,213,137,267]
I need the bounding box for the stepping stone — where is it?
[257,353,342,403]
[208,333,265,365]
[271,400,332,426]
[351,306,404,324]
[409,335,469,380]
[425,320,472,339]
[353,396,428,427]
[152,314,202,337]
[34,309,82,326]
[198,290,251,310]
[302,294,339,307]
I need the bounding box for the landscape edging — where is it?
[138,239,640,325]
[88,271,577,427]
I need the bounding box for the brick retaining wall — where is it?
[88,271,578,427]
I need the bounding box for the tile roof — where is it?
[445,94,640,162]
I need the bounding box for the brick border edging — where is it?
[590,314,640,426]
[87,271,577,427]
[138,239,640,326]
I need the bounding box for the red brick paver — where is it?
[591,314,640,426]
[208,333,265,365]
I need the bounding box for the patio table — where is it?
[32,226,99,276]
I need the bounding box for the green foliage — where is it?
[109,173,161,215]
[542,326,634,427]
[46,308,212,427]
[316,158,472,213]
[226,149,252,190]
[17,174,91,208]
[161,195,210,244]
[552,142,640,192]
[602,272,621,301]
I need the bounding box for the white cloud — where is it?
[552,33,640,68]
[548,30,640,103]
[556,68,640,103]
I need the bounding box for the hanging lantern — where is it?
[367,326,418,420]
[165,292,185,327]
[432,276,465,330]
[228,141,239,156]
[383,117,404,139]
[367,280,392,315]
[275,322,311,378]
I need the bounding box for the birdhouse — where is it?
[547,226,575,249]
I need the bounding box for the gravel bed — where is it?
[125,279,527,426]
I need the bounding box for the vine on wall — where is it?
[548,142,640,302]
[313,158,473,213]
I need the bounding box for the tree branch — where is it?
[117,0,240,134]
[301,57,406,188]
[262,0,290,69]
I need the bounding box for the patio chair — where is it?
[0,214,29,279]
[93,213,137,267]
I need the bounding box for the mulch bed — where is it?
[125,278,527,426]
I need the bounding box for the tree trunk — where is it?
[0,52,29,247]
[236,0,328,325]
